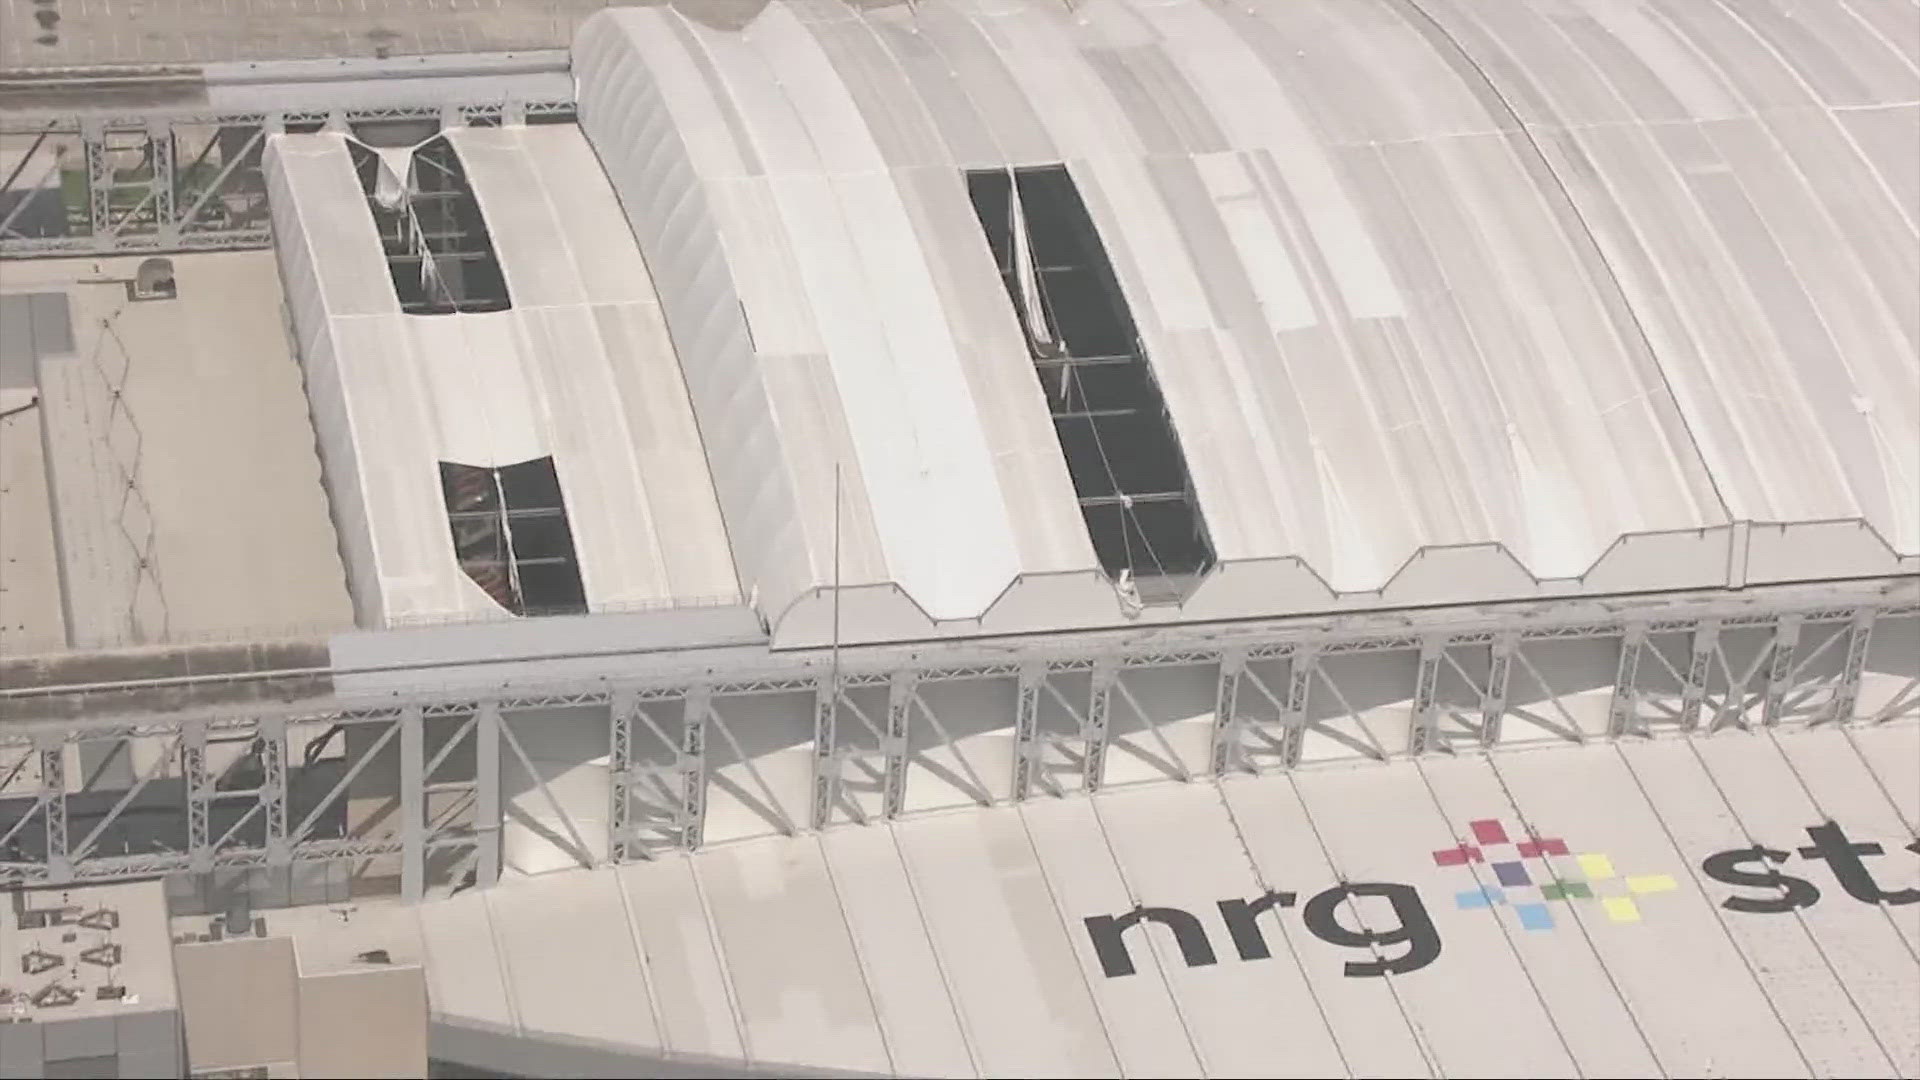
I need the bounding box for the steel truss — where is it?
[0,591,1913,889]
[0,100,575,258]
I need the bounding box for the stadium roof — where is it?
[267,122,740,627]
[6,0,1917,661]
[565,0,1913,647]
[409,718,1920,1078]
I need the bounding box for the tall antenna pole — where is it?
[831,465,843,675]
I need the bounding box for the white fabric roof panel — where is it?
[419,718,1920,1077]
[573,0,1917,648]
[265,126,739,627]
[1414,0,1920,560]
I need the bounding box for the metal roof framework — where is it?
[0,580,1911,891]
[0,99,575,258]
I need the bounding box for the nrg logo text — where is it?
[1081,821,1918,981]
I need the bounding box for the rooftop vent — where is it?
[29,982,76,1008]
[77,907,118,932]
[130,257,176,301]
[20,948,60,975]
[349,136,511,315]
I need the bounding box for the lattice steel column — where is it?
[1761,617,1803,727]
[883,672,913,819]
[83,119,112,238]
[1408,640,1444,756]
[1209,650,1246,777]
[1679,622,1719,732]
[1608,625,1646,738]
[400,706,424,901]
[1481,635,1516,748]
[1831,610,1875,723]
[608,692,636,864]
[37,735,67,883]
[810,678,838,831]
[476,702,501,885]
[1281,649,1315,769]
[1083,662,1115,793]
[259,717,289,866]
[1012,664,1045,800]
[681,688,710,850]
[183,720,211,873]
[149,121,176,244]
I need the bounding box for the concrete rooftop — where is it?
[1,0,629,71]
[0,251,355,658]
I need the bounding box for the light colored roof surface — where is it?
[0,252,354,654]
[415,717,1920,1078]
[0,879,175,1021]
[296,966,428,1078]
[0,0,603,71]
[571,0,1917,646]
[266,123,741,627]
[0,372,62,650]
[173,937,299,1074]
[1420,0,1918,560]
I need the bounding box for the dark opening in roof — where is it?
[439,458,586,617]
[350,136,511,315]
[968,165,1214,605]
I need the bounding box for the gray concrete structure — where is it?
[0,880,182,1080]
[172,918,428,1078]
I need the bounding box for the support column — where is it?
[83,119,111,238]
[400,706,423,902]
[476,702,501,886]
[1408,640,1444,756]
[1012,664,1044,801]
[883,673,913,819]
[1209,650,1246,777]
[148,121,176,244]
[810,678,837,831]
[1083,663,1115,793]
[681,689,710,850]
[1761,617,1803,727]
[608,691,633,863]
[1281,649,1315,769]
[1608,625,1646,738]
[1679,622,1719,732]
[1830,610,1875,723]
[38,735,68,884]
[259,717,289,867]
[183,720,211,874]
[1481,635,1516,748]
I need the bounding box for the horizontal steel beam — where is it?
[0,593,1912,891]
[7,584,1909,737]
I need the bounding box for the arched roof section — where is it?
[573,0,1916,645]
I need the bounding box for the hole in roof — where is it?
[968,165,1215,610]
[349,136,511,315]
[440,458,587,617]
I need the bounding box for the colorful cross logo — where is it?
[1433,819,1678,930]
